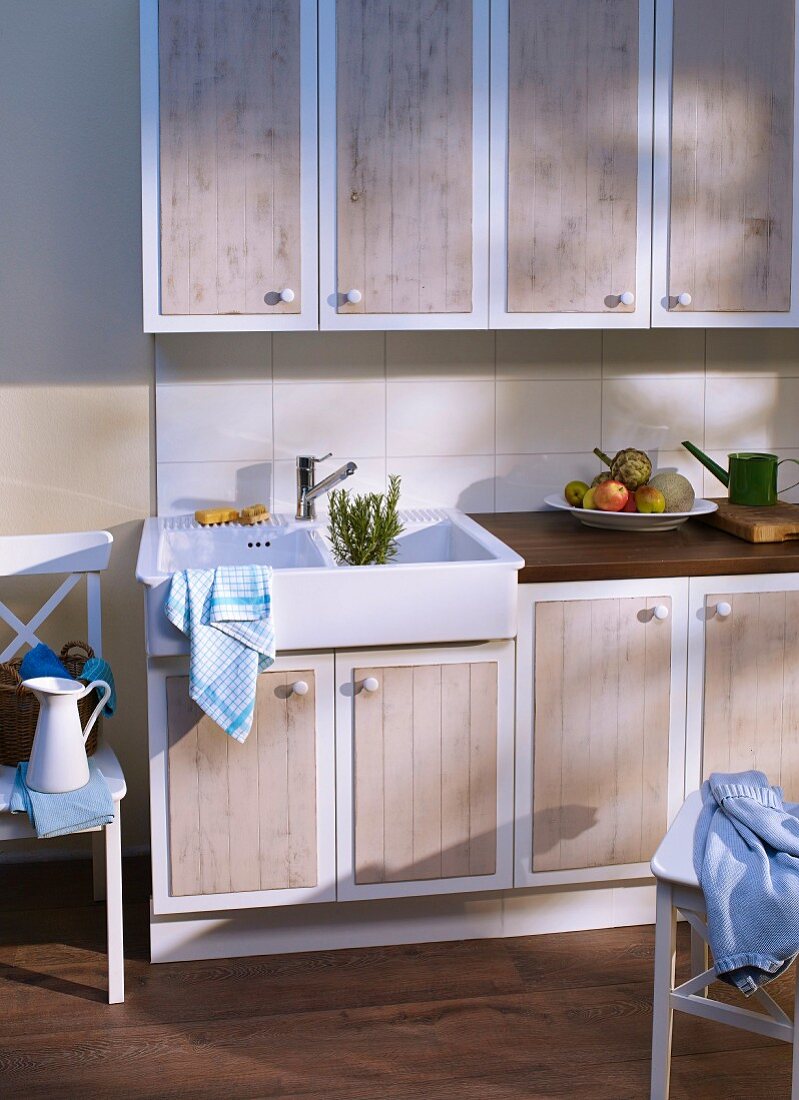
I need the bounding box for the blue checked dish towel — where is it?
[693,770,799,995]
[165,565,275,741]
[11,760,114,838]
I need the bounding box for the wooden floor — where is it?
[0,858,794,1099]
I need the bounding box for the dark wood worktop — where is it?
[470,511,799,584]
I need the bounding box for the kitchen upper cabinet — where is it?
[140,0,318,331]
[653,0,799,326]
[335,642,514,900]
[515,580,688,887]
[489,0,654,329]
[319,0,490,329]
[688,579,799,797]
[153,655,336,914]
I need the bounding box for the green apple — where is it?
[582,486,598,510]
[635,485,666,514]
[564,480,589,507]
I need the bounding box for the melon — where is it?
[648,472,695,513]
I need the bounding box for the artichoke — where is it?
[593,447,652,491]
[591,471,612,488]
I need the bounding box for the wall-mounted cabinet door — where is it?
[319,0,489,330]
[335,642,514,900]
[515,580,689,888]
[141,0,318,332]
[653,0,799,326]
[489,0,654,329]
[151,653,335,915]
[687,576,799,797]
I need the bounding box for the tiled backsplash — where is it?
[155,329,799,515]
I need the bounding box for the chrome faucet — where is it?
[295,453,358,521]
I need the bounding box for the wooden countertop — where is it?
[470,511,799,584]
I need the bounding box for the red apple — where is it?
[622,491,638,512]
[593,479,630,512]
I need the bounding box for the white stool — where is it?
[650,790,799,1098]
[0,530,125,1003]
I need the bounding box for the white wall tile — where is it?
[386,331,495,379]
[495,453,599,511]
[705,377,799,450]
[496,330,601,379]
[601,376,705,453]
[157,383,272,462]
[273,331,384,381]
[706,330,799,377]
[496,380,601,454]
[155,333,271,383]
[602,330,705,377]
[387,380,495,456]
[387,456,495,511]
[157,461,274,516]
[272,457,387,515]
[273,381,385,459]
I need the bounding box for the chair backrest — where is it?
[0,531,113,662]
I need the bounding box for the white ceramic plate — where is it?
[544,494,718,532]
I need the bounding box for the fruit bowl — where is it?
[544,494,718,532]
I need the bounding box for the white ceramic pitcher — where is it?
[22,676,111,793]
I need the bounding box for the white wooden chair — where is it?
[0,530,125,1004]
[650,790,799,1098]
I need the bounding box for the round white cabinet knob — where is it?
[291,680,309,696]
[279,288,295,303]
[346,288,362,304]
[676,292,692,307]
[619,291,635,306]
[361,676,379,693]
[653,604,670,621]
[715,601,732,619]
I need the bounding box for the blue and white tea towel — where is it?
[165,566,275,741]
[11,760,114,839]
[694,770,799,995]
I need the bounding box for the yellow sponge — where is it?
[195,508,239,526]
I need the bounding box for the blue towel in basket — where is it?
[10,760,114,839]
[165,566,275,742]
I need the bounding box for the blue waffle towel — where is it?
[165,566,275,742]
[10,760,114,838]
[694,770,799,996]
[19,643,69,681]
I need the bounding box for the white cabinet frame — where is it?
[149,651,336,915]
[489,0,655,330]
[318,0,490,331]
[652,0,799,328]
[515,578,689,889]
[335,641,515,901]
[139,0,319,333]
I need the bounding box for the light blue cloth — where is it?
[19,643,69,681]
[81,656,117,717]
[165,566,275,742]
[694,770,799,996]
[10,760,114,839]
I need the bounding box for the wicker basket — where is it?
[0,641,102,767]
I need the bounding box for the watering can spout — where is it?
[681,441,729,487]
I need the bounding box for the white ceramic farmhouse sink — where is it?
[136,509,522,654]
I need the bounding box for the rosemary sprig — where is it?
[327,475,404,566]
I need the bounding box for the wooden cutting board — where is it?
[697,498,799,542]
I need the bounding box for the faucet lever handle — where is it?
[314,452,333,464]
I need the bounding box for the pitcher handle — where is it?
[778,458,799,495]
[77,680,111,744]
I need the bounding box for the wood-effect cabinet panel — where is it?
[166,671,318,896]
[532,597,672,872]
[668,0,795,313]
[158,0,303,316]
[506,0,640,314]
[702,591,799,796]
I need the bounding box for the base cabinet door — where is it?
[515,580,689,887]
[689,578,799,798]
[335,642,515,900]
[154,653,335,914]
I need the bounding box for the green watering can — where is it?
[682,441,799,507]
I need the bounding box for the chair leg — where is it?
[92,829,107,901]
[651,880,677,1100]
[690,923,709,998]
[105,808,124,1004]
[791,963,799,1100]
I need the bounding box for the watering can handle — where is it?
[778,459,799,496]
[77,680,111,744]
